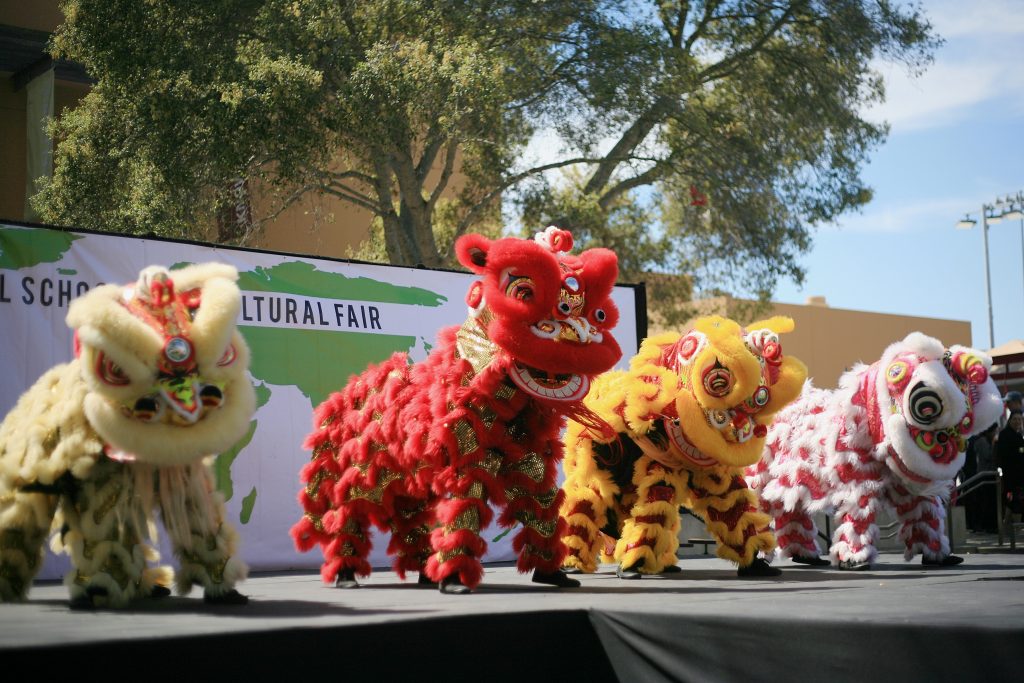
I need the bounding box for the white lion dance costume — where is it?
[0,264,256,607]
[560,316,807,578]
[747,333,1002,569]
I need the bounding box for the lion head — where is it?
[633,315,807,469]
[852,332,1002,488]
[67,263,256,466]
[454,227,622,403]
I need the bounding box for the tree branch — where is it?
[427,139,458,209]
[696,3,799,84]
[326,169,378,186]
[389,150,440,266]
[597,164,670,210]
[582,95,678,195]
[683,0,718,53]
[445,155,607,259]
[323,182,380,212]
[416,124,445,182]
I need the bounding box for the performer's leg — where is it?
[771,502,826,564]
[159,463,248,603]
[615,459,685,576]
[505,485,580,587]
[0,490,58,601]
[322,461,409,587]
[830,491,881,569]
[425,476,492,593]
[559,480,610,573]
[387,496,435,580]
[688,469,779,576]
[60,463,162,608]
[891,491,958,564]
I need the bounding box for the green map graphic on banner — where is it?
[0,227,80,268]
[218,260,449,520]
[236,260,447,407]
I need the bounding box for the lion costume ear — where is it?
[578,248,619,303]
[456,234,492,274]
[746,316,795,335]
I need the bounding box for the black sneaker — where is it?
[439,575,471,594]
[737,558,782,577]
[616,562,643,580]
[533,569,581,587]
[838,558,871,571]
[335,568,359,589]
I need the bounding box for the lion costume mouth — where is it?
[886,446,931,484]
[662,417,719,468]
[906,424,962,465]
[509,363,590,401]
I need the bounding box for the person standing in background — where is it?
[1000,391,1023,432]
[996,411,1024,525]
[963,423,999,532]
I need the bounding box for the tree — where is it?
[515,0,939,322]
[37,0,938,317]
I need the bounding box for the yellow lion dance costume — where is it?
[560,315,807,578]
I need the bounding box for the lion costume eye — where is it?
[592,308,607,323]
[702,361,734,397]
[504,275,535,302]
[886,361,909,386]
[96,352,131,386]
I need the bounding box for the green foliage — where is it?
[36,0,939,317]
[511,0,938,321]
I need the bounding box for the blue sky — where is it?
[772,0,1024,351]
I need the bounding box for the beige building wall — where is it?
[766,300,971,388]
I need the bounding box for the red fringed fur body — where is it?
[291,228,622,591]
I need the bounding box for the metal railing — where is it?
[947,470,1005,548]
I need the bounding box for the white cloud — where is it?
[866,60,1002,131]
[823,197,978,234]
[924,0,1024,38]
[863,0,1024,132]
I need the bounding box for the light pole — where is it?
[955,189,1024,350]
[956,205,995,348]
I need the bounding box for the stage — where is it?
[2,551,1022,682]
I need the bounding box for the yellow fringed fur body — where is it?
[561,316,807,575]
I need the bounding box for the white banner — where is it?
[0,223,642,580]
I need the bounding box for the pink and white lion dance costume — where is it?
[291,228,622,593]
[747,333,1002,569]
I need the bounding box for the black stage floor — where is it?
[3,551,1023,682]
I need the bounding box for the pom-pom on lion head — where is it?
[851,332,1002,488]
[455,227,622,402]
[67,263,256,466]
[632,315,807,469]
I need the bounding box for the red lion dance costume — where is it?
[747,333,1003,569]
[291,228,622,593]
